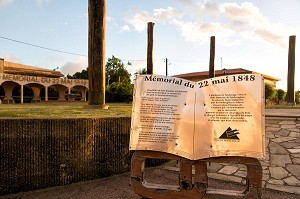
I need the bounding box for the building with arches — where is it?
[0,58,88,104]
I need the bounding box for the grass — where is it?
[0,101,133,118]
[1,101,298,118]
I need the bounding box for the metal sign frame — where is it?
[131,150,262,199]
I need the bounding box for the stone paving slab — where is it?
[163,118,300,195]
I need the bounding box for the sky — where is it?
[0,0,299,91]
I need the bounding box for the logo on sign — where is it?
[214,127,240,142]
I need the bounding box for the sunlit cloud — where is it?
[60,56,87,76]
[124,0,294,48]
[125,10,152,32]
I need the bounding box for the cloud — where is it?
[2,53,23,63]
[153,6,183,22]
[59,57,87,76]
[119,25,130,33]
[125,10,152,32]
[0,0,14,8]
[124,1,293,48]
[255,29,287,48]
[125,7,183,32]
[34,0,51,6]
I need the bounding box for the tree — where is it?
[295,91,300,104]
[66,56,133,103]
[67,70,88,79]
[265,83,276,104]
[134,68,147,78]
[106,55,131,84]
[105,56,133,102]
[275,89,286,104]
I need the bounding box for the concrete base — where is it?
[2,98,15,104]
[31,98,42,103]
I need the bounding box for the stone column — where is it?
[80,87,87,101]
[88,0,106,107]
[0,58,4,73]
[57,86,66,101]
[287,35,296,105]
[83,88,87,101]
[20,85,24,104]
[209,36,215,78]
[2,83,15,104]
[45,86,48,102]
[31,86,41,103]
[147,22,154,75]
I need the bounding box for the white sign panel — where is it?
[129,74,265,160]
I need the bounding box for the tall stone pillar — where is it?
[287,35,296,105]
[147,22,154,75]
[88,0,106,107]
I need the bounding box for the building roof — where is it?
[3,60,64,78]
[174,68,280,81]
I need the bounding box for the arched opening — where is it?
[12,85,34,103]
[40,86,59,101]
[50,84,68,101]
[71,86,88,101]
[0,85,4,100]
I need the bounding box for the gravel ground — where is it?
[1,168,299,199]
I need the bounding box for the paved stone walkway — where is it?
[263,120,300,194]
[164,119,300,195]
[205,119,300,194]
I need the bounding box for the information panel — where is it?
[129,74,265,160]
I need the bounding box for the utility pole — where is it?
[88,0,107,108]
[287,35,296,105]
[209,36,215,78]
[147,22,155,75]
[165,58,168,76]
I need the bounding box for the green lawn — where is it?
[0,102,133,118]
[1,101,298,118]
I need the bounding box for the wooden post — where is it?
[209,36,215,78]
[287,35,296,105]
[147,22,155,75]
[88,0,106,107]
